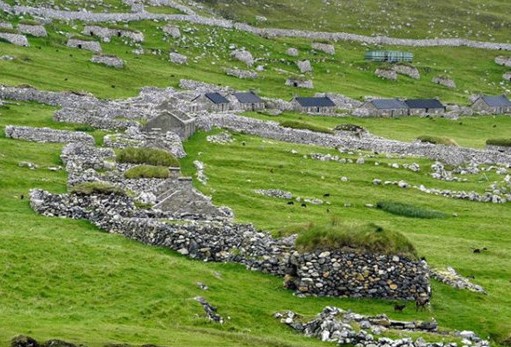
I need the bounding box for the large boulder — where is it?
[230,49,254,67]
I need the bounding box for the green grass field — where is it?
[1,3,511,346]
[200,0,511,42]
[0,17,508,103]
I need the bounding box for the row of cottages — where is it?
[363,98,446,116]
[471,95,511,114]
[292,96,336,113]
[190,92,265,112]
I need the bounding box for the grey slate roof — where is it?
[405,99,445,109]
[234,92,263,104]
[480,95,511,107]
[370,99,408,110]
[205,92,229,104]
[294,96,335,107]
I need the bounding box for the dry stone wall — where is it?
[5,125,95,145]
[0,32,28,46]
[29,188,430,300]
[2,1,510,51]
[197,113,511,166]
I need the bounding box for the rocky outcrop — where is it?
[0,32,29,46]
[162,24,181,38]
[90,54,125,68]
[311,42,335,55]
[392,64,420,79]
[296,60,313,73]
[5,125,95,145]
[495,56,511,67]
[169,52,187,64]
[432,76,456,89]
[375,68,397,80]
[225,68,257,79]
[503,72,511,81]
[230,49,254,66]
[286,47,299,56]
[18,24,47,37]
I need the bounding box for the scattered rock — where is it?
[432,76,456,89]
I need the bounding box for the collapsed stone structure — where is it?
[0,32,28,46]
[2,1,511,51]
[83,25,144,42]
[67,38,102,53]
[90,54,125,68]
[17,23,47,37]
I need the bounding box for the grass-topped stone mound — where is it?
[282,218,427,299]
[376,201,448,219]
[116,147,179,167]
[486,138,511,147]
[288,218,417,258]
[124,165,170,179]
[416,135,458,146]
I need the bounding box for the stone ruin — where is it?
[83,25,144,42]
[18,23,47,37]
[169,52,187,64]
[0,32,29,46]
[432,76,456,89]
[311,42,335,55]
[67,38,102,53]
[285,77,314,89]
[162,24,181,38]
[375,68,397,81]
[90,54,125,68]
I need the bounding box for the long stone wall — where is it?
[29,188,430,300]
[5,125,95,145]
[196,113,511,166]
[1,0,510,51]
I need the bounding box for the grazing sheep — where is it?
[394,303,406,312]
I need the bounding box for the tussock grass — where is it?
[376,201,447,219]
[417,135,458,146]
[289,217,417,258]
[124,165,170,179]
[0,27,18,34]
[280,120,334,134]
[486,138,511,147]
[116,147,179,167]
[70,181,125,195]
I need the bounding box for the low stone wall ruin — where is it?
[5,125,95,145]
[29,188,430,300]
[197,112,511,166]
[0,32,28,46]
[2,1,510,51]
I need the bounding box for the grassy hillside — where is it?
[181,129,511,342]
[0,17,508,103]
[243,111,511,149]
[1,2,511,346]
[199,0,511,42]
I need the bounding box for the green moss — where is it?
[291,218,417,258]
[124,165,170,179]
[376,201,447,219]
[416,135,458,146]
[280,120,334,134]
[70,181,125,196]
[116,147,179,167]
[486,138,511,147]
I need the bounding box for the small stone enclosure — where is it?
[143,109,196,140]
